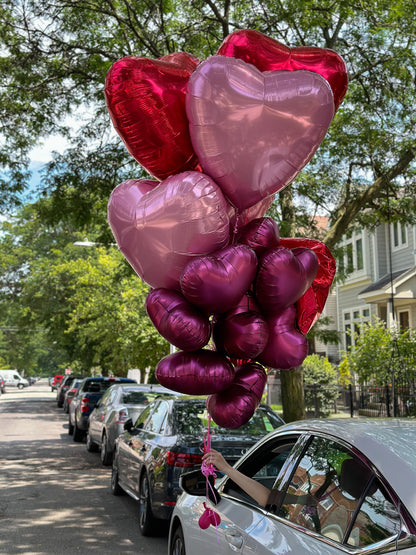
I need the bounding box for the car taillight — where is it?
[166,451,203,468]
[81,397,90,412]
[116,408,129,424]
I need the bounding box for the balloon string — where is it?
[201,415,221,544]
[232,211,240,244]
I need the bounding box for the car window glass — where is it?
[122,391,152,404]
[135,405,152,428]
[145,401,168,433]
[99,389,112,405]
[346,479,401,547]
[277,436,397,547]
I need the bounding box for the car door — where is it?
[89,388,112,442]
[244,434,406,554]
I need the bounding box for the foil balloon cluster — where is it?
[106,29,345,429]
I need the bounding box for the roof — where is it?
[359,268,410,295]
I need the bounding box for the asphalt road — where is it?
[0,380,168,554]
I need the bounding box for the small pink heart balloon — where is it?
[256,246,318,314]
[234,362,267,402]
[108,172,231,290]
[256,305,309,369]
[156,350,235,395]
[213,311,269,359]
[186,55,334,210]
[207,384,259,429]
[181,244,257,314]
[146,288,211,351]
[238,217,280,256]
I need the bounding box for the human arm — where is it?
[202,448,270,507]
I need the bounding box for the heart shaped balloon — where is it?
[156,350,235,395]
[233,362,267,402]
[213,310,269,360]
[187,56,335,210]
[108,172,231,290]
[237,217,280,256]
[207,384,259,429]
[218,29,348,111]
[256,305,309,369]
[280,238,336,334]
[181,244,258,314]
[105,53,199,180]
[146,288,211,351]
[256,246,319,314]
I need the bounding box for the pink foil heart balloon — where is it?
[146,288,211,351]
[207,384,259,429]
[256,305,309,369]
[186,55,335,210]
[105,53,200,180]
[213,310,269,359]
[237,217,280,256]
[180,244,257,314]
[233,362,267,402]
[256,246,319,314]
[156,350,235,395]
[108,172,231,290]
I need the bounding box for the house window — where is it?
[399,311,410,330]
[391,222,407,249]
[340,232,365,275]
[343,308,371,349]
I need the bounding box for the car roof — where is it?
[266,418,416,519]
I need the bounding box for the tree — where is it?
[302,354,339,417]
[1,0,415,415]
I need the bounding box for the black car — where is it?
[56,374,82,408]
[68,377,136,441]
[111,395,284,536]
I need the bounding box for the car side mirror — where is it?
[124,418,133,431]
[180,469,221,505]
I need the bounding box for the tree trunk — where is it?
[281,366,305,422]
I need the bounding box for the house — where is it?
[315,222,416,364]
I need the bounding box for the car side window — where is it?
[277,436,402,547]
[135,405,152,428]
[145,401,168,434]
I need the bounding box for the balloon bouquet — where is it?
[106,30,346,430]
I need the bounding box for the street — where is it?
[0,380,168,554]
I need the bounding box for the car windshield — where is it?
[122,390,158,404]
[173,402,281,436]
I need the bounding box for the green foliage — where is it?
[340,317,416,385]
[303,354,339,417]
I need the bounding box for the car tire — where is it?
[68,418,74,435]
[64,402,68,414]
[138,473,157,536]
[86,431,99,452]
[18,384,24,390]
[73,421,84,442]
[170,524,186,555]
[100,432,112,466]
[110,465,125,496]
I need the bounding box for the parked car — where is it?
[63,379,83,414]
[68,377,136,442]
[0,377,5,394]
[50,374,64,391]
[0,369,29,389]
[56,374,82,408]
[169,419,416,555]
[110,396,284,536]
[87,383,178,466]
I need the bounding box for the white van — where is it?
[0,369,29,389]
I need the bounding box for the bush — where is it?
[303,354,339,417]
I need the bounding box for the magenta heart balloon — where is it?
[181,244,257,314]
[256,246,318,314]
[186,56,334,210]
[108,172,231,290]
[146,288,211,351]
[207,384,259,429]
[234,362,267,402]
[213,311,269,359]
[156,350,235,395]
[256,305,309,369]
[238,217,280,256]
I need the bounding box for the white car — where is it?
[169,419,416,554]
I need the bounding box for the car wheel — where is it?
[68,418,74,435]
[73,420,84,442]
[86,431,99,452]
[18,384,24,390]
[138,473,157,536]
[110,464,125,496]
[100,432,112,466]
[170,524,186,555]
[64,402,68,414]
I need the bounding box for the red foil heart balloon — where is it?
[156,350,235,395]
[105,53,199,180]
[218,29,348,111]
[146,288,211,352]
[207,384,259,429]
[108,172,231,290]
[256,305,309,369]
[181,244,258,314]
[256,246,319,314]
[280,238,336,334]
[187,56,334,211]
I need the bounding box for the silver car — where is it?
[87,383,176,465]
[169,419,416,555]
